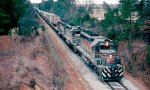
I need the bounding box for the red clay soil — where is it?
[0,36,12,50]
[19,82,42,90]
[19,83,31,90]
[124,72,149,90]
[118,40,150,90]
[48,32,88,90]
[0,15,89,90]
[0,32,55,90]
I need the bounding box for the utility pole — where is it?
[85,0,88,10]
[129,0,132,44]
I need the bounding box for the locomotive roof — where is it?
[100,50,116,54]
[65,23,81,30]
[82,29,98,36]
[42,10,59,17]
[91,36,112,47]
[68,23,77,26]
[58,21,66,25]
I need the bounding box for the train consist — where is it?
[35,8,124,81]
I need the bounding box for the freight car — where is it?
[35,8,124,81]
[35,8,60,27]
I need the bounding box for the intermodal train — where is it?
[35,8,124,81]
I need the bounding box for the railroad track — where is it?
[81,54,129,90]
[105,81,129,90]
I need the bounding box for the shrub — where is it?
[17,28,32,36]
[17,6,39,36]
[0,29,4,35]
[146,45,150,64]
[30,79,36,88]
[107,30,117,40]
[127,40,133,52]
[41,26,46,32]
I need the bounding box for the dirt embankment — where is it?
[0,18,88,90]
[118,40,150,90]
[0,31,58,90]
[0,36,12,50]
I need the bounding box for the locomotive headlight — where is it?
[105,41,109,46]
[110,55,113,58]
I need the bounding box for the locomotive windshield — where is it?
[75,31,80,34]
[116,58,121,64]
[100,45,111,49]
[72,30,81,37]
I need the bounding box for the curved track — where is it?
[105,81,129,90]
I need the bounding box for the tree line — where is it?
[37,0,149,41]
[37,0,99,31]
[101,0,150,42]
[37,0,76,22]
[101,0,150,64]
[0,0,29,35]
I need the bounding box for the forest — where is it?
[0,0,39,35]
[0,0,150,63]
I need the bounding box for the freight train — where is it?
[35,8,124,81]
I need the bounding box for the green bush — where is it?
[17,28,32,36]
[41,26,46,32]
[0,29,4,35]
[30,79,36,88]
[69,14,83,26]
[8,30,12,36]
[83,14,91,21]
[146,45,150,64]
[17,6,39,36]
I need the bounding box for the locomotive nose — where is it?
[113,66,118,70]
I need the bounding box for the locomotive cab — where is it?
[91,38,123,81]
[71,28,81,37]
[70,27,82,46]
[78,29,124,81]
